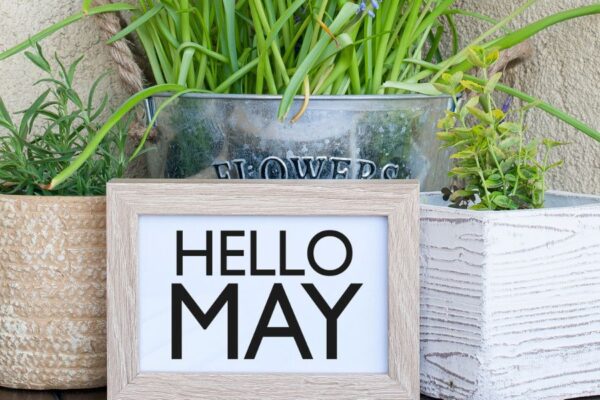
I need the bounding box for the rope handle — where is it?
[92,0,144,95]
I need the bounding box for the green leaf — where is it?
[432,83,455,96]
[314,33,355,66]
[24,49,51,73]
[498,121,522,134]
[491,109,506,121]
[505,173,517,182]
[436,131,455,141]
[466,46,487,68]
[0,3,136,61]
[177,42,229,64]
[277,2,358,120]
[450,166,481,176]
[452,127,476,139]
[450,72,464,88]
[128,88,200,161]
[383,82,443,96]
[107,4,164,44]
[461,80,484,93]
[87,72,109,116]
[0,98,14,126]
[545,160,564,170]
[499,136,520,149]
[464,96,480,109]
[484,179,503,189]
[485,72,503,94]
[484,48,500,66]
[67,55,84,85]
[492,194,517,210]
[543,138,566,150]
[467,106,493,124]
[47,84,185,190]
[521,100,543,112]
[18,89,50,138]
[470,203,491,211]
[488,5,600,53]
[450,149,476,159]
[449,4,600,76]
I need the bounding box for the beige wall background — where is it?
[1,1,599,194]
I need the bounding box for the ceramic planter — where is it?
[144,94,452,191]
[0,195,106,390]
[419,191,600,400]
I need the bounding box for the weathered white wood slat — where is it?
[419,191,600,400]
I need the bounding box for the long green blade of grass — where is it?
[278,2,359,120]
[467,75,600,143]
[129,88,201,160]
[0,3,136,61]
[107,4,164,44]
[450,4,600,74]
[223,0,239,73]
[491,4,600,50]
[46,83,184,190]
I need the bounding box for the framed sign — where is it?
[107,180,419,400]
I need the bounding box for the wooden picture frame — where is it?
[107,180,419,400]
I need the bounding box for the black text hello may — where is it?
[172,229,363,361]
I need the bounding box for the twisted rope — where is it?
[91,0,144,95]
[92,0,149,141]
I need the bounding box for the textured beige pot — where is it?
[0,195,106,390]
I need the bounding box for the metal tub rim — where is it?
[149,92,452,102]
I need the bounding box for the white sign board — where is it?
[107,181,419,400]
[138,215,388,373]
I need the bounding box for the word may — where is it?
[212,156,402,180]
[172,283,362,360]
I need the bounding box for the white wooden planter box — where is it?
[419,191,600,400]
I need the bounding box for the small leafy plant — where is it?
[436,46,564,211]
[0,45,134,196]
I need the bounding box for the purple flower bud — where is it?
[357,1,367,14]
[371,0,380,9]
[501,96,513,114]
[368,9,376,18]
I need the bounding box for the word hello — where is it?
[212,156,402,179]
[172,230,361,360]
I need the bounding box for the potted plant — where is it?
[2,1,599,190]
[0,47,137,390]
[419,48,600,400]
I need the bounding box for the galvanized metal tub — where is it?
[145,94,452,191]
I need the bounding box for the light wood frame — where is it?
[107,180,419,400]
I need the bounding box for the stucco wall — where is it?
[1,1,599,194]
